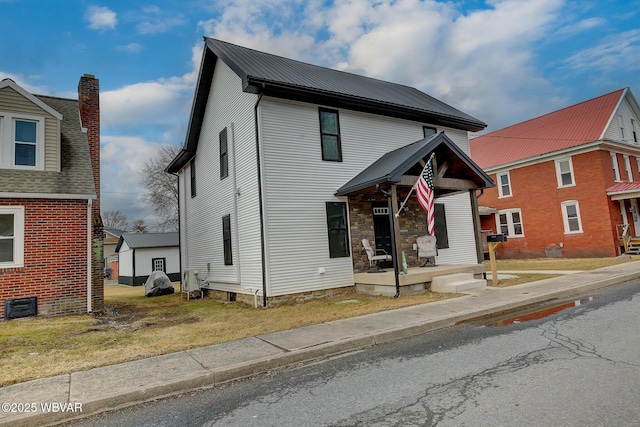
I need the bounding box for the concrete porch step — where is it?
[431,272,487,293]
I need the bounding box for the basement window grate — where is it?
[4,297,37,319]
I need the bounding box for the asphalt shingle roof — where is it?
[0,95,96,197]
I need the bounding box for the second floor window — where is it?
[497,172,511,197]
[190,159,196,198]
[0,113,44,170]
[611,153,621,181]
[555,158,575,187]
[220,128,228,179]
[319,108,342,162]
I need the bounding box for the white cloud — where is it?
[100,136,165,222]
[116,43,143,53]
[565,29,640,73]
[85,6,117,31]
[135,6,186,35]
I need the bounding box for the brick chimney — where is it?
[78,74,104,311]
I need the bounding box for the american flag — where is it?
[416,158,435,235]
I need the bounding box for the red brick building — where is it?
[470,88,640,259]
[0,75,103,318]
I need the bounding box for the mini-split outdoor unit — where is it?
[182,269,201,293]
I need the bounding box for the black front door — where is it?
[372,203,392,259]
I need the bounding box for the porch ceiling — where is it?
[335,132,494,197]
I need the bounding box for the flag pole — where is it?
[395,152,436,218]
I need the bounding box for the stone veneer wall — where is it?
[349,190,430,274]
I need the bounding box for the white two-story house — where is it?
[167,38,493,306]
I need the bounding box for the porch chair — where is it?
[362,239,392,272]
[416,234,437,267]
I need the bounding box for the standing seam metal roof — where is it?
[470,89,626,169]
[116,232,179,252]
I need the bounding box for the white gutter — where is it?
[87,198,92,313]
[0,192,96,200]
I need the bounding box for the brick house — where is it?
[167,38,492,306]
[470,88,640,258]
[0,75,103,318]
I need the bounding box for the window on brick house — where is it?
[561,201,582,234]
[555,158,575,187]
[611,153,621,181]
[0,206,24,268]
[0,113,45,170]
[497,172,511,197]
[624,155,633,181]
[497,209,524,237]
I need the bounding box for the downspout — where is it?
[377,185,400,298]
[254,91,267,307]
[87,198,92,313]
[170,171,182,286]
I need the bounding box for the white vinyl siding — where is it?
[604,96,639,145]
[259,98,474,296]
[179,60,260,290]
[118,241,133,277]
[432,193,479,265]
[135,247,180,276]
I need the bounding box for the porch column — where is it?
[470,189,484,264]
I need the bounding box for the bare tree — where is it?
[131,219,148,233]
[102,210,129,230]
[139,144,181,231]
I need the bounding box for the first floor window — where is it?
[434,204,449,249]
[497,209,524,237]
[152,258,166,272]
[326,202,350,257]
[562,201,582,233]
[0,206,24,267]
[223,215,232,265]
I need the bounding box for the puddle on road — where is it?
[489,296,597,327]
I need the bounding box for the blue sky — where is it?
[1,0,639,228]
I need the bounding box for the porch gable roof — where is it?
[335,132,494,196]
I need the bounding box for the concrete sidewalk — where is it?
[3,261,640,426]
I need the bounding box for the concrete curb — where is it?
[2,265,639,426]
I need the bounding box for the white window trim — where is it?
[497,171,512,198]
[0,111,45,171]
[561,200,583,234]
[618,115,626,141]
[496,208,524,238]
[611,152,621,182]
[555,157,575,188]
[624,155,633,181]
[0,206,25,268]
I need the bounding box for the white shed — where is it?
[115,232,180,286]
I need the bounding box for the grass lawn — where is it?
[1,255,638,387]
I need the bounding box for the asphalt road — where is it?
[65,280,640,427]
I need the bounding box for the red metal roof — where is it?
[606,182,640,194]
[470,89,625,169]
